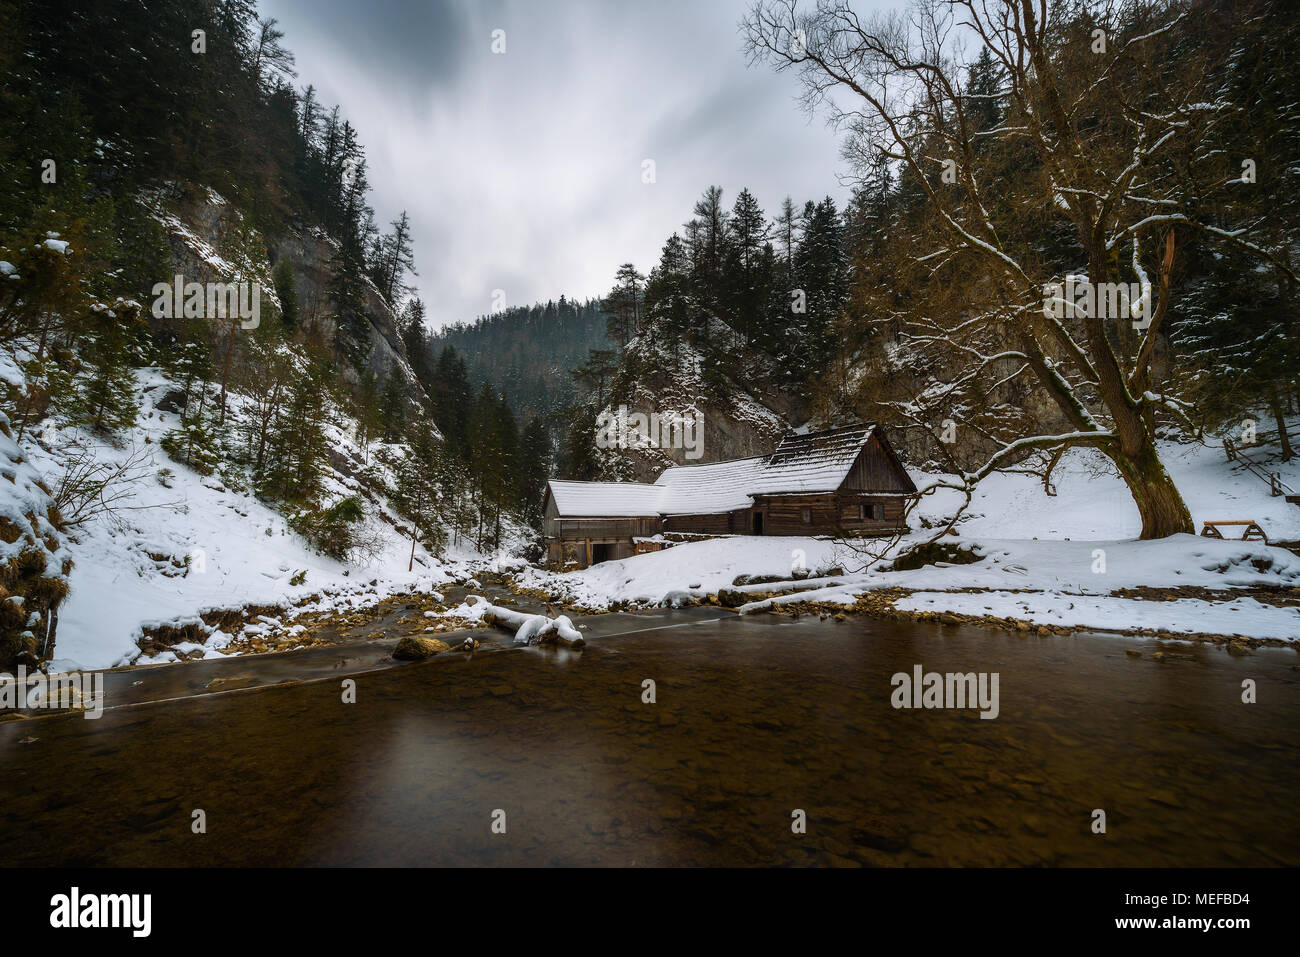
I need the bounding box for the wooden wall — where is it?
[661,512,743,535]
[544,517,660,541]
[544,516,657,568]
[841,435,916,493]
[653,492,909,538]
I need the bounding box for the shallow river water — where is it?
[0,609,1296,866]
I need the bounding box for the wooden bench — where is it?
[1201,520,1269,544]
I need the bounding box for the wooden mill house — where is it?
[543,423,918,567]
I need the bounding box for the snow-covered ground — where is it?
[18,367,499,672]
[521,435,1300,642]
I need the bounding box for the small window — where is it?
[801,508,811,524]
[860,503,881,521]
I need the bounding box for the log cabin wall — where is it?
[835,493,908,533]
[742,492,908,536]
[652,493,908,538]
[543,507,661,568]
[543,517,660,541]
[661,512,736,535]
[752,493,839,535]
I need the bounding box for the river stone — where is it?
[393,635,450,660]
[716,588,748,608]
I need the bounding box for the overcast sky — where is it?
[260,0,856,330]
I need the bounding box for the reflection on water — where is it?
[0,614,1296,866]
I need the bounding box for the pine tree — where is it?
[373,210,417,304]
[77,298,141,433]
[604,263,644,347]
[790,196,846,385]
[251,17,297,92]
[379,370,408,442]
[519,416,551,529]
[328,242,371,367]
[391,420,448,567]
[259,358,331,504]
[575,349,618,407]
[400,297,435,395]
[430,345,472,456]
[272,258,299,328]
[352,369,383,457]
[723,187,773,352]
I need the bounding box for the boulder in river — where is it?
[393,635,450,660]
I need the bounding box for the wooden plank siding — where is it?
[635,491,908,539]
[750,492,907,536]
[842,434,916,493]
[661,512,742,535]
[543,517,661,541]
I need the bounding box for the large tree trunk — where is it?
[1268,389,1293,462]
[1078,239,1193,540]
[218,316,238,425]
[1111,442,1194,539]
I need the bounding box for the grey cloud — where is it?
[260,0,855,329]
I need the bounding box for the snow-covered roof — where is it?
[752,423,880,497]
[549,424,899,518]
[652,456,769,514]
[547,480,666,517]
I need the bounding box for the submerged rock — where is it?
[393,635,450,660]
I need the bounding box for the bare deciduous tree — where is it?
[745,0,1295,538]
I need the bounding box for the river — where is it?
[1,608,1296,866]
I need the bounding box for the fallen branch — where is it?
[475,598,585,648]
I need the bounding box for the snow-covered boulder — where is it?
[392,635,450,660]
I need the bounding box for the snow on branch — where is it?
[475,598,585,648]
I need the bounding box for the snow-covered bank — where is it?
[20,368,493,672]
[893,591,1300,642]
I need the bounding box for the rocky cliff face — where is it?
[268,226,421,396]
[140,184,428,408]
[602,338,800,480]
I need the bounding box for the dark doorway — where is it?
[591,543,614,564]
[752,512,763,535]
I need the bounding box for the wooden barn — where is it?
[543,423,918,567]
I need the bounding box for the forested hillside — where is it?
[0,0,546,668]
[567,0,1299,535]
[432,298,609,411]
[428,297,609,471]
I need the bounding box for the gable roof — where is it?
[755,423,879,495]
[547,423,910,518]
